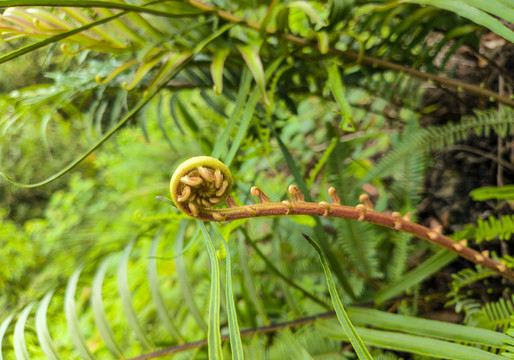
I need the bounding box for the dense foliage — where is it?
[1,0,514,359]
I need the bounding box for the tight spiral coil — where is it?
[170,156,233,218]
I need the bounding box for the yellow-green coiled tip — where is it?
[170,156,232,218]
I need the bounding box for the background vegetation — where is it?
[1,0,514,359]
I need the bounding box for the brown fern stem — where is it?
[188,0,514,108]
[170,157,514,282]
[200,202,514,281]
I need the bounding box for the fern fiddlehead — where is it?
[170,156,232,219]
[169,156,514,281]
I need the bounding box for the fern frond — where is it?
[504,255,514,269]
[447,266,497,297]
[470,185,514,201]
[501,322,514,358]
[389,145,427,212]
[476,216,514,243]
[335,220,384,279]
[447,294,483,320]
[470,295,514,331]
[446,265,497,323]
[359,71,425,111]
[386,232,412,282]
[355,3,477,71]
[453,215,514,243]
[363,107,514,183]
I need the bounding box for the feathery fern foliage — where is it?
[2,0,514,359]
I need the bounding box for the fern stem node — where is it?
[392,211,402,229]
[427,231,439,240]
[245,205,258,217]
[319,201,331,217]
[282,201,293,215]
[474,253,485,262]
[356,204,366,221]
[497,263,508,272]
[453,242,464,251]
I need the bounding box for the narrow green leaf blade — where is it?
[211,49,231,95]
[13,303,34,360]
[198,221,223,360]
[224,87,260,166]
[0,11,126,65]
[225,56,285,166]
[322,325,506,360]
[35,291,61,360]
[147,231,184,343]
[212,225,244,360]
[288,1,327,26]
[326,62,356,132]
[193,23,235,55]
[211,69,252,159]
[238,45,269,105]
[316,30,329,54]
[302,234,373,360]
[122,54,165,91]
[156,94,176,149]
[0,1,202,17]
[470,185,514,201]
[237,235,269,324]
[145,52,193,94]
[117,240,154,351]
[0,314,15,360]
[448,0,514,22]
[402,0,514,42]
[91,256,123,358]
[65,267,96,360]
[174,221,208,333]
[347,307,509,349]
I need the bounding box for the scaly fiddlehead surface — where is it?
[169,156,514,281]
[170,156,232,219]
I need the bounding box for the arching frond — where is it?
[363,107,514,183]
